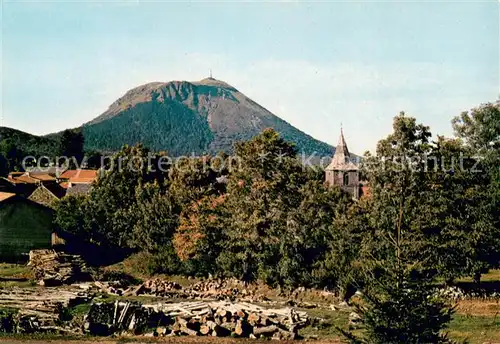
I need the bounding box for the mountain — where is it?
[82,78,335,157]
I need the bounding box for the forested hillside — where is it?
[0,127,59,157]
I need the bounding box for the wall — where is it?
[0,198,53,261]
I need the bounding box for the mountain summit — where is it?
[83,78,334,157]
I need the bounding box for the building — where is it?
[325,129,362,199]
[58,169,98,196]
[28,183,67,208]
[0,192,53,261]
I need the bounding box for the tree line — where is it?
[0,128,102,175]
[53,102,499,343]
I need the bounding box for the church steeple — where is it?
[325,126,361,200]
[335,126,350,163]
[328,127,355,169]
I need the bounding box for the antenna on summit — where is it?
[209,69,213,79]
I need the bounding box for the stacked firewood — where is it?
[28,249,90,286]
[107,278,257,301]
[160,302,307,339]
[84,300,308,339]
[0,286,92,334]
[138,278,183,296]
[184,279,255,300]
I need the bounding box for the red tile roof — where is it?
[29,173,57,182]
[59,170,98,184]
[8,175,39,184]
[0,192,16,202]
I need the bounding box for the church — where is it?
[325,129,367,199]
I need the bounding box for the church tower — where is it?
[325,128,360,199]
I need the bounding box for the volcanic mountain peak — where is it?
[193,77,237,90]
[73,77,336,157]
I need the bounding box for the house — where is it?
[28,183,67,208]
[59,169,98,184]
[65,183,93,196]
[5,171,67,206]
[325,129,369,199]
[58,169,98,196]
[0,192,53,261]
[4,173,38,197]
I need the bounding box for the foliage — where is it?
[344,266,455,344]
[343,113,455,343]
[0,139,26,172]
[84,144,168,247]
[452,102,500,276]
[82,98,215,156]
[0,127,58,159]
[360,112,499,282]
[212,129,351,287]
[58,129,85,168]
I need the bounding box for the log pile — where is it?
[28,249,90,286]
[138,279,182,296]
[0,286,92,334]
[84,300,308,339]
[104,277,259,301]
[184,279,256,300]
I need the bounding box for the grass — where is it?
[0,263,32,279]
[298,307,351,339]
[448,314,500,343]
[457,269,500,283]
[0,263,34,288]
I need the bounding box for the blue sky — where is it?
[1,1,498,153]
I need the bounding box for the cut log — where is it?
[199,325,211,335]
[234,319,251,337]
[253,325,278,336]
[220,321,236,332]
[180,325,198,336]
[247,312,260,325]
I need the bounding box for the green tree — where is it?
[343,113,455,343]
[168,156,220,212]
[451,102,500,279]
[0,140,25,172]
[85,144,167,247]
[215,129,350,287]
[344,260,454,344]
[53,194,93,239]
[132,183,178,251]
[59,129,85,168]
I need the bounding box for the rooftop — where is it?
[325,128,358,171]
[0,192,16,203]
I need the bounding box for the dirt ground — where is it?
[0,339,342,344]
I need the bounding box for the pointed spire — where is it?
[326,126,357,171]
[338,122,347,148]
[336,127,350,161]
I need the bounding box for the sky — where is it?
[1,1,498,154]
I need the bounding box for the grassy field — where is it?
[1,264,499,343]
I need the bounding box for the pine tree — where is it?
[342,113,455,343]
